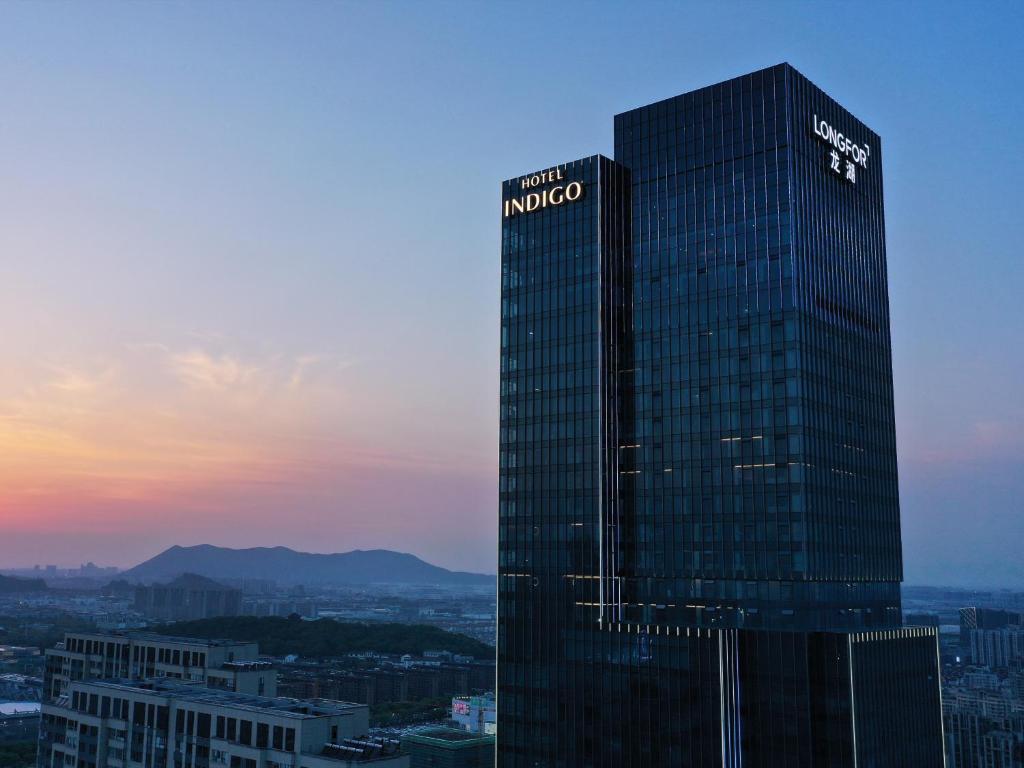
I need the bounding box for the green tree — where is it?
[0,741,38,768]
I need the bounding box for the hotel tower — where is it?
[497,64,944,767]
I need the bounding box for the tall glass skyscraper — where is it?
[498,64,944,766]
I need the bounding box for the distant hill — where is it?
[0,574,49,594]
[122,545,493,587]
[157,615,494,659]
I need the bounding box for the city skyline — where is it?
[1,1,1022,586]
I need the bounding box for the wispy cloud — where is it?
[288,354,323,389]
[47,367,104,393]
[0,339,354,508]
[170,349,260,392]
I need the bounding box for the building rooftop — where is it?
[72,678,363,720]
[221,660,275,671]
[321,739,402,762]
[0,673,42,683]
[0,702,42,716]
[63,630,255,649]
[403,727,494,748]
[0,645,39,654]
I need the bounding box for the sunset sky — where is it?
[1,2,1022,584]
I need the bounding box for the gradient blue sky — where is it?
[1,1,1021,586]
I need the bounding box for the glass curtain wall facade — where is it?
[499,155,631,764]
[497,64,944,767]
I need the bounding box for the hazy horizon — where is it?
[5,541,1024,591]
[1,2,1022,587]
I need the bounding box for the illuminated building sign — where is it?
[503,166,584,217]
[812,113,870,185]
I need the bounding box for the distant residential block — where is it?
[970,628,1024,669]
[943,684,1024,767]
[134,574,242,621]
[960,607,1023,648]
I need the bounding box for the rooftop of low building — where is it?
[321,738,402,762]
[402,727,494,747]
[63,678,364,720]
[60,630,256,649]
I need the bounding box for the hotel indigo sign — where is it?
[504,166,584,217]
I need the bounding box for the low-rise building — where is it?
[0,646,41,660]
[402,728,493,768]
[39,678,407,768]
[449,694,494,735]
[0,673,43,701]
[276,659,494,711]
[0,703,40,743]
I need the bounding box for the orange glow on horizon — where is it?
[0,343,493,550]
